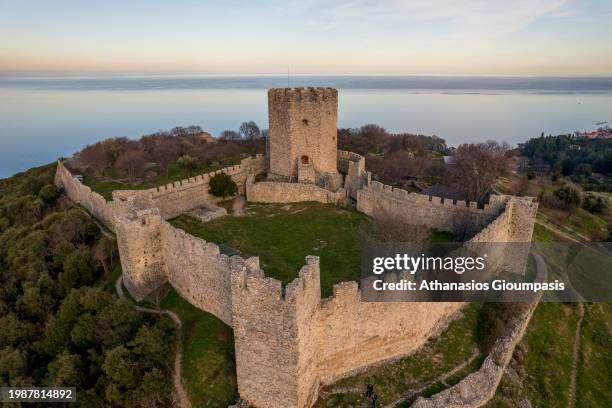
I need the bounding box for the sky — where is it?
[1,0,611,76]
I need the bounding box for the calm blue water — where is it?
[1,75,611,178]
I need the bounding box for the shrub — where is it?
[553,185,582,210]
[582,193,608,214]
[39,184,61,202]
[208,173,237,198]
[176,155,198,171]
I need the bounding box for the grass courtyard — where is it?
[170,202,370,297]
[170,201,453,297]
[163,202,612,407]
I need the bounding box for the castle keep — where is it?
[268,88,342,188]
[55,87,538,408]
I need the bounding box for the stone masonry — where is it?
[54,87,538,408]
[268,88,339,181]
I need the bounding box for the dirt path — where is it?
[568,302,585,408]
[115,276,192,408]
[535,219,581,243]
[537,212,589,243]
[383,349,481,408]
[316,349,480,407]
[71,203,115,239]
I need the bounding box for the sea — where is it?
[1,75,611,178]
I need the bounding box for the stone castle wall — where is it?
[113,155,266,219]
[246,175,346,205]
[413,254,546,408]
[268,88,338,179]
[337,150,367,199]
[111,204,465,407]
[55,155,266,227]
[55,145,538,408]
[357,180,510,238]
[230,255,463,407]
[315,282,461,384]
[54,161,130,232]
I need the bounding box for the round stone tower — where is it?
[267,87,339,182]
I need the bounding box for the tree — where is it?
[176,155,198,171]
[45,354,83,387]
[239,121,261,140]
[114,151,147,182]
[60,248,96,291]
[80,142,110,177]
[449,143,509,202]
[553,185,582,210]
[219,130,241,140]
[209,173,237,198]
[582,193,607,213]
[150,142,179,178]
[185,125,203,135]
[93,236,117,276]
[39,184,61,203]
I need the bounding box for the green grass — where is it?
[532,223,567,243]
[170,202,370,297]
[314,303,483,407]
[486,302,581,408]
[576,302,612,407]
[430,230,454,242]
[85,158,241,200]
[160,288,238,408]
[170,202,454,297]
[521,303,579,407]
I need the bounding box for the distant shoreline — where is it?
[2,75,612,94]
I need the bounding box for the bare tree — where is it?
[80,142,110,177]
[114,150,147,182]
[361,203,432,243]
[449,143,509,202]
[150,141,179,178]
[220,130,241,140]
[239,121,261,140]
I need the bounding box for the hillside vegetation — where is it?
[0,164,177,407]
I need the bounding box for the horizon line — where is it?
[3,72,612,79]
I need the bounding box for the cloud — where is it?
[279,0,569,35]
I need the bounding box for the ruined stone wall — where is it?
[114,155,266,219]
[357,180,508,237]
[337,150,367,199]
[246,176,346,205]
[268,88,338,179]
[412,254,546,408]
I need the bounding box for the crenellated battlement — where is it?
[268,87,338,104]
[364,179,509,214]
[268,87,338,179]
[146,154,265,199]
[54,81,540,407]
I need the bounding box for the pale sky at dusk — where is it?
[1,0,611,76]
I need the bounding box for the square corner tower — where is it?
[267,87,338,180]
